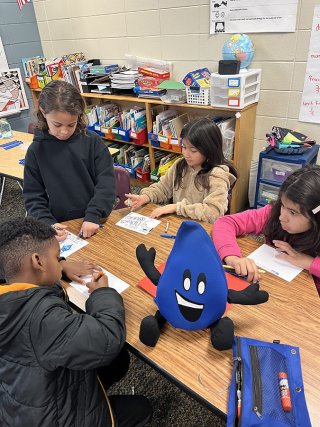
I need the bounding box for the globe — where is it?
[222,34,255,72]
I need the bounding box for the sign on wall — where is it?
[0,37,9,71]
[210,0,298,34]
[299,6,320,124]
[0,69,29,118]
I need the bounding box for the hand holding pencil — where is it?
[223,255,262,283]
[86,271,108,294]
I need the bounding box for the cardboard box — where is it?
[183,68,211,88]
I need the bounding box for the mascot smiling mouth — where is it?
[175,291,204,322]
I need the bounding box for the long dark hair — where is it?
[174,117,237,191]
[264,165,320,256]
[36,80,86,133]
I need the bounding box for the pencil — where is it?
[95,271,105,280]
[223,265,266,274]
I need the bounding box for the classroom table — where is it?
[0,131,119,204]
[62,205,320,426]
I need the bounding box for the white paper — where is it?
[299,6,320,123]
[115,212,161,235]
[59,232,88,258]
[69,267,129,298]
[0,37,9,71]
[210,0,298,34]
[247,244,302,282]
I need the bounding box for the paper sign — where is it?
[299,6,320,123]
[247,244,302,282]
[116,212,161,235]
[59,232,88,258]
[70,267,129,297]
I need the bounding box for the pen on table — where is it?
[164,221,169,233]
[223,264,266,274]
[160,233,176,239]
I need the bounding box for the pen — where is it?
[223,264,266,274]
[164,222,169,233]
[160,233,176,239]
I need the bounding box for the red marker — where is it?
[278,372,292,411]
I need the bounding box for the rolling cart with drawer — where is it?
[254,145,319,208]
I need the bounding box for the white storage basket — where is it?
[186,86,210,105]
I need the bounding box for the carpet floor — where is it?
[0,178,226,427]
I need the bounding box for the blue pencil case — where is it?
[227,336,311,427]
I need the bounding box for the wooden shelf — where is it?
[102,137,149,149]
[29,87,257,213]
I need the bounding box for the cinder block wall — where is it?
[33,0,319,161]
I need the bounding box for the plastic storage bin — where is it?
[254,145,319,208]
[222,129,234,161]
[257,183,279,205]
[261,159,300,183]
[150,167,160,182]
[135,166,150,182]
[130,128,147,145]
[186,86,210,106]
[170,137,182,153]
[112,127,132,142]
[210,69,261,109]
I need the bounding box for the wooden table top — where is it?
[63,205,320,425]
[0,131,119,181]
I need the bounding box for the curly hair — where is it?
[0,217,56,282]
[36,80,87,133]
[263,165,320,256]
[175,118,238,191]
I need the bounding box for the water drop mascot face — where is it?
[136,221,269,350]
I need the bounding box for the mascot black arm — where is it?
[227,283,269,305]
[136,244,161,286]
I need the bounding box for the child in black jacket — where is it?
[23,80,115,239]
[0,217,152,427]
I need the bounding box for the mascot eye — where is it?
[183,269,191,291]
[197,273,206,295]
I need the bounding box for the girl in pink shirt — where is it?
[212,165,320,296]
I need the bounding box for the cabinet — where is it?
[29,89,257,213]
[254,145,319,208]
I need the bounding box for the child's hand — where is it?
[60,259,101,284]
[86,271,109,294]
[224,255,260,283]
[80,221,100,239]
[125,193,149,210]
[52,223,68,242]
[150,204,177,219]
[273,240,314,270]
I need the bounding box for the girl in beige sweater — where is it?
[125,117,237,224]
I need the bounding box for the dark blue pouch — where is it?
[227,337,311,427]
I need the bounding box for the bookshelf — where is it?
[29,89,257,213]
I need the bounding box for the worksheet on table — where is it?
[247,244,302,282]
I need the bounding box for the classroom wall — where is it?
[32,0,319,161]
[0,0,43,131]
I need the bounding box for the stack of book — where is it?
[133,67,170,99]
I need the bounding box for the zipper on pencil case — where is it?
[234,336,244,427]
[249,345,263,420]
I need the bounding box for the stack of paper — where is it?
[111,70,140,89]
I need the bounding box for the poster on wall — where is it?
[299,6,320,124]
[0,68,29,117]
[0,37,9,71]
[210,0,298,34]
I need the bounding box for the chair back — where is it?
[28,122,35,134]
[114,166,131,209]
